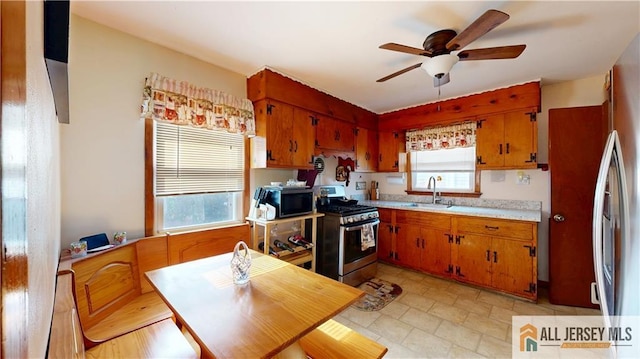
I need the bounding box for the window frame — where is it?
[406,151,482,198]
[144,119,250,235]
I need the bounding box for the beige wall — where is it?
[25,1,61,357]
[63,16,248,247]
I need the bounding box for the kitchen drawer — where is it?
[456,216,534,240]
[378,208,393,222]
[396,210,451,230]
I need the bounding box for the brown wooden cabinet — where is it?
[355,127,378,172]
[375,207,538,300]
[292,108,319,167]
[454,233,492,287]
[395,210,452,276]
[378,131,404,172]
[315,115,355,155]
[378,209,452,277]
[475,109,538,169]
[377,208,394,262]
[453,216,538,300]
[394,224,418,267]
[248,69,378,168]
[253,99,315,168]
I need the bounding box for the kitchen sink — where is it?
[400,202,453,209]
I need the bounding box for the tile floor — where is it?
[333,263,599,358]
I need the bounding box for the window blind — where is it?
[155,122,244,196]
[410,146,476,171]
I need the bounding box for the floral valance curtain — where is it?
[406,122,476,152]
[140,72,256,136]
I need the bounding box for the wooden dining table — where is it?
[145,249,364,359]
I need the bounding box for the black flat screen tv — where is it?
[44,0,70,124]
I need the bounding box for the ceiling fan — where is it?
[377,9,526,87]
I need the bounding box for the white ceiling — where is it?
[71,1,639,114]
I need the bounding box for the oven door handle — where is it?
[343,219,380,232]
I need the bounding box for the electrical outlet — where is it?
[516,171,531,185]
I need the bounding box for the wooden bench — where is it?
[48,269,197,359]
[52,223,387,358]
[299,319,388,359]
[70,241,175,346]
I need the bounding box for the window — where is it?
[410,146,476,192]
[153,121,244,232]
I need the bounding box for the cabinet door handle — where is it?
[506,143,510,154]
[416,238,420,248]
[486,250,490,261]
[294,141,298,152]
[289,140,293,152]
[387,224,393,233]
[485,225,499,230]
[493,251,498,263]
[499,144,503,154]
[379,154,382,162]
[422,239,425,249]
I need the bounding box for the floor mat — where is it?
[351,278,403,311]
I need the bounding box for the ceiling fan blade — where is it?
[379,43,433,57]
[446,9,510,51]
[376,63,423,82]
[434,73,450,87]
[457,45,526,61]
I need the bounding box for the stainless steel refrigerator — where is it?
[592,33,639,358]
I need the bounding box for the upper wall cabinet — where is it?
[315,115,355,155]
[378,130,405,172]
[248,69,378,167]
[378,82,541,132]
[476,109,538,170]
[252,99,315,169]
[355,127,378,172]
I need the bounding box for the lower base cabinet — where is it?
[455,233,492,286]
[396,221,452,276]
[377,208,538,300]
[377,209,394,262]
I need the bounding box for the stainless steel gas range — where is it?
[314,186,379,286]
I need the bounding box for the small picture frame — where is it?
[356,181,366,190]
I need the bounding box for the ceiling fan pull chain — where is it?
[437,86,441,111]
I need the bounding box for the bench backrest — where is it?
[167,223,250,264]
[135,235,169,294]
[72,244,142,331]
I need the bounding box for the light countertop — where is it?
[361,200,541,222]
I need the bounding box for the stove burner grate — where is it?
[317,204,377,216]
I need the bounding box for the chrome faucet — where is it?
[427,176,437,204]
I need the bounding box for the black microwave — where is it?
[263,186,314,218]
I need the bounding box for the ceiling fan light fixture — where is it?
[421,54,459,78]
